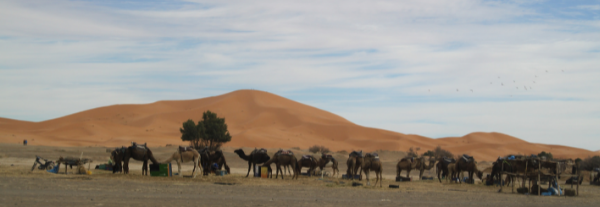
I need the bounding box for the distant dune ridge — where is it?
[0,90,597,161]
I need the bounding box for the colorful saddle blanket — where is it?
[462,154,474,162]
[276,149,293,155]
[301,155,313,160]
[179,146,194,152]
[349,150,363,158]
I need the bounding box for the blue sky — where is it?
[1,0,599,150]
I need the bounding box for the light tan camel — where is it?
[362,153,383,187]
[317,154,339,177]
[162,147,201,178]
[346,152,363,181]
[447,163,458,182]
[262,151,298,180]
[396,157,436,179]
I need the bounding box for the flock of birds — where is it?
[428,69,565,97]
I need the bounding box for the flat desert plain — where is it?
[1,144,599,207]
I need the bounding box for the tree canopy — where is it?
[179,110,231,149]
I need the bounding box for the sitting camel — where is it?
[362,153,383,187]
[346,151,363,181]
[297,155,318,176]
[233,148,271,177]
[162,146,201,178]
[262,150,298,179]
[396,156,436,179]
[198,147,230,175]
[317,154,339,177]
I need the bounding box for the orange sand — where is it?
[0,90,597,161]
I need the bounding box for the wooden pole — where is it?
[538,160,541,196]
[556,162,559,196]
[576,162,579,196]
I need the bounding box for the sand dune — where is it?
[0,90,597,161]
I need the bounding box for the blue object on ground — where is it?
[46,164,59,174]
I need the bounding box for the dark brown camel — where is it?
[234,148,271,177]
[262,150,298,179]
[198,147,230,175]
[436,157,456,183]
[297,155,318,176]
[317,154,339,177]
[114,143,159,176]
[346,151,363,181]
[455,155,483,184]
[362,153,383,187]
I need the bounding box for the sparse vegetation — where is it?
[292,147,301,150]
[580,156,600,171]
[407,147,418,157]
[309,145,330,154]
[180,110,231,150]
[337,150,347,154]
[433,146,453,158]
[538,151,553,160]
[422,150,435,157]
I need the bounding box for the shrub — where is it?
[308,145,330,154]
[580,156,600,171]
[433,146,453,158]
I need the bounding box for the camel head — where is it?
[476,170,483,180]
[233,148,244,155]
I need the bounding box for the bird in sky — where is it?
[501,83,504,86]
[456,89,459,92]
[470,89,473,92]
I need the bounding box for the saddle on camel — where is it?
[297,155,318,176]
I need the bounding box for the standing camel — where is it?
[262,150,298,179]
[114,143,159,176]
[297,155,318,176]
[362,153,383,187]
[162,146,201,178]
[397,157,436,179]
[317,154,339,177]
[436,157,456,183]
[198,148,230,175]
[447,163,458,182]
[234,148,271,177]
[455,155,483,184]
[346,151,363,181]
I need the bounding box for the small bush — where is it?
[308,145,330,154]
[337,150,347,154]
[433,146,453,158]
[538,151,553,160]
[580,156,600,171]
[291,147,301,150]
[407,147,418,157]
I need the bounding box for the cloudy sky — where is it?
[1,0,599,150]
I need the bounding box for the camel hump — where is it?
[461,154,474,162]
[256,148,267,154]
[301,155,313,160]
[349,150,363,158]
[179,146,193,152]
[131,142,147,150]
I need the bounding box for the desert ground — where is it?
[1,143,599,207]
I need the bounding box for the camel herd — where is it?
[109,144,487,188]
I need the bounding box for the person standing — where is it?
[23,139,27,146]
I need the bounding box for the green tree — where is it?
[180,119,200,147]
[422,150,435,157]
[179,111,232,149]
[198,110,231,149]
[538,151,553,160]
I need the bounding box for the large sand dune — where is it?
[0,90,597,161]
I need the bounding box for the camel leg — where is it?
[406,169,410,179]
[365,170,370,186]
[192,157,198,178]
[177,160,182,177]
[246,162,252,177]
[143,160,148,176]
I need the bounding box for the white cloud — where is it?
[0,0,599,150]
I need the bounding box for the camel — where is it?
[346,151,363,181]
[396,156,436,179]
[162,146,201,178]
[198,148,230,175]
[297,155,318,176]
[262,150,298,179]
[436,157,456,183]
[455,155,483,184]
[362,153,383,187]
[317,154,339,177]
[490,159,515,186]
[447,163,458,182]
[233,148,271,177]
[112,143,159,175]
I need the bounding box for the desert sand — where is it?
[0,90,597,161]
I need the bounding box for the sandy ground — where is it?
[1,144,599,207]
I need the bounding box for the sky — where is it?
[1,0,599,151]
